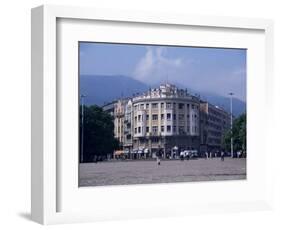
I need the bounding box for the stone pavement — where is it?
[79,158,246,187]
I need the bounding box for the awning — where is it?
[114,150,124,156]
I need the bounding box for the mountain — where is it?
[80,75,149,106]
[163,82,246,117]
[199,93,246,117]
[80,75,246,117]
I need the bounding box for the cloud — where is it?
[133,47,188,85]
[133,47,246,102]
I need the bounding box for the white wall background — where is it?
[0,0,280,229]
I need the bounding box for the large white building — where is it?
[130,84,200,158]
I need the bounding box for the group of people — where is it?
[203,151,225,161]
[155,148,245,165]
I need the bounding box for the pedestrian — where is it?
[221,151,225,161]
[237,151,241,158]
[180,151,184,161]
[186,151,190,160]
[157,156,161,165]
[157,146,161,166]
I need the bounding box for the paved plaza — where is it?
[79,158,246,187]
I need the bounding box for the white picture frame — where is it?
[31,5,274,225]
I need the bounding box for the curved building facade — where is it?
[131,84,200,158]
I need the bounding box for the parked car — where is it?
[189,150,198,159]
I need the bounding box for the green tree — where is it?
[80,105,120,162]
[223,113,246,153]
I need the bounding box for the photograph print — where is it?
[79,42,247,187]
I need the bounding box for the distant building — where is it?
[199,101,231,152]
[102,101,116,117]
[123,100,134,154]
[113,99,129,147]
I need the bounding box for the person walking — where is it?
[157,146,161,166]
[157,156,161,165]
[221,151,225,161]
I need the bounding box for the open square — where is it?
[79,158,246,187]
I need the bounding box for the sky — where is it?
[79,42,246,102]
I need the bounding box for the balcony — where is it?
[149,132,160,137]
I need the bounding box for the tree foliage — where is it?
[80,105,120,162]
[223,113,246,152]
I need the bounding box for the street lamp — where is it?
[80,94,86,163]
[229,92,234,158]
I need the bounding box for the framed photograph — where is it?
[31,5,274,225]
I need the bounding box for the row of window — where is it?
[134,113,198,122]
[209,130,222,137]
[208,115,222,123]
[134,102,199,110]
[134,125,198,134]
[208,122,222,131]
[209,108,229,119]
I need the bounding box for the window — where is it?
[173,126,177,132]
[192,104,195,109]
[179,126,185,134]
[134,128,137,134]
[166,103,171,109]
[146,114,149,120]
[152,137,159,143]
[179,103,184,109]
[161,126,164,132]
[152,103,158,109]
[161,114,164,120]
[187,104,190,108]
[140,104,144,110]
[179,114,184,120]
[138,127,141,133]
[173,114,176,120]
[192,114,195,121]
[134,116,137,123]
[138,115,141,122]
[167,125,171,132]
[152,126,158,133]
[146,104,149,109]
[167,113,171,120]
[146,127,149,133]
[161,103,164,108]
[140,139,146,144]
[187,114,190,119]
[152,114,158,120]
